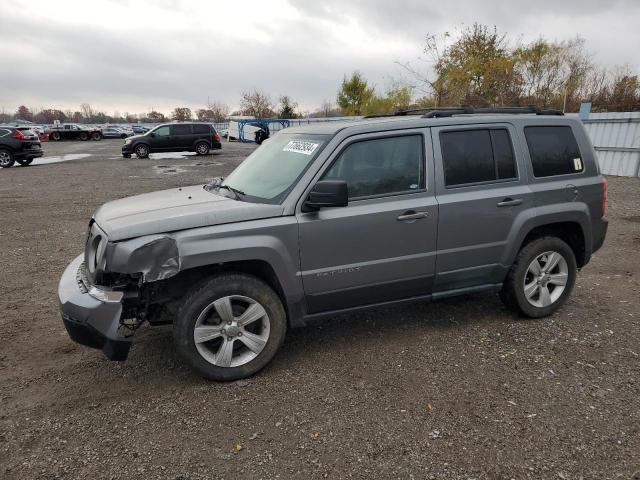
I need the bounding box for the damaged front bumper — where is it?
[58,254,131,361]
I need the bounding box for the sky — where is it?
[1,0,639,116]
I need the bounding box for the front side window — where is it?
[154,126,170,136]
[170,124,191,135]
[524,126,583,177]
[440,128,517,187]
[221,134,329,203]
[322,135,424,199]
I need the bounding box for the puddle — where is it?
[154,165,187,174]
[35,153,92,165]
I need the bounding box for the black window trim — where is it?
[322,132,428,203]
[524,125,585,179]
[439,126,520,190]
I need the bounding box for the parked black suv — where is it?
[0,126,44,168]
[122,122,222,158]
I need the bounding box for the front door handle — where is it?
[497,198,523,207]
[397,211,429,221]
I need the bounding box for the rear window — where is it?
[192,124,211,134]
[440,128,517,187]
[524,126,583,177]
[170,124,191,135]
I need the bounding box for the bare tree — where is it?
[239,90,275,118]
[80,103,93,120]
[205,100,230,122]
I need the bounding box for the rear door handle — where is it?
[497,198,523,207]
[397,211,429,221]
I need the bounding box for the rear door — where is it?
[169,124,193,150]
[431,123,532,292]
[297,129,438,314]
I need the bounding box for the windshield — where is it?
[221,133,329,203]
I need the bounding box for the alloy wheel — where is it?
[193,295,270,368]
[0,151,11,166]
[523,250,569,308]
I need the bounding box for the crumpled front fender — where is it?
[106,235,180,283]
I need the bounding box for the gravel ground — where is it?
[0,139,638,480]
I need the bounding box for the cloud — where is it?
[0,0,638,115]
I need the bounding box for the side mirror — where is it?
[149,132,156,138]
[303,180,348,211]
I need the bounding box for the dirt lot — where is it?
[0,139,638,479]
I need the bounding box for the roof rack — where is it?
[363,105,564,119]
[420,106,564,118]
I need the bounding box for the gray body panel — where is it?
[94,185,283,241]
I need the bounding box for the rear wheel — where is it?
[135,144,149,158]
[174,273,287,381]
[0,149,15,168]
[195,141,210,155]
[50,131,61,141]
[501,236,576,318]
[91,132,102,141]
[79,132,88,141]
[16,158,34,166]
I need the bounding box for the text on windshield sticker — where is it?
[283,140,319,155]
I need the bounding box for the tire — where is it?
[174,273,287,381]
[195,141,210,155]
[16,158,34,166]
[50,131,62,141]
[0,149,15,168]
[91,132,102,141]
[500,236,577,318]
[79,132,88,141]
[120,134,127,139]
[135,144,149,159]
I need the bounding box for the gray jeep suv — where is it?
[58,107,608,381]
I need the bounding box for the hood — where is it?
[127,133,146,141]
[93,185,284,241]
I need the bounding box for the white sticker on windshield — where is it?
[283,140,319,156]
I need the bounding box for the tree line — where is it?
[1,92,335,125]
[337,23,640,116]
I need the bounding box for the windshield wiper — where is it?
[219,184,246,200]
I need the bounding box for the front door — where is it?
[431,124,532,292]
[297,131,438,314]
[150,126,171,151]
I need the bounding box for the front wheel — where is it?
[135,144,149,158]
[79,132,88,141]
[501,236,577,318]
[91,132,102,141]
[0,149,15,168]
[174,273,287,381]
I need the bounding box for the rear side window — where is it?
[192,124,211,134]
[524,126,583,177]
[170,124,191,135]
[440,128,517,187]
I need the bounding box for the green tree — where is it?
[433,23,519,106]
[278,95,298,119]
[337,72,375,115]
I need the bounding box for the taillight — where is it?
[601,177,607,218]
[13,130,25,140]
[213,132,221,142]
